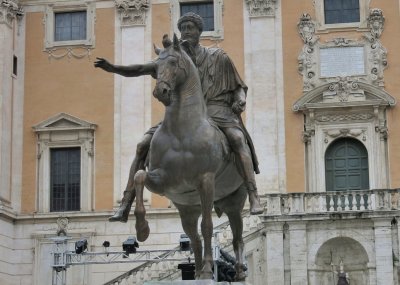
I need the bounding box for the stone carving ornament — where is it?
[366,8,385,40]
[364,8,387,87]
[323,129,367,143]
[245,0,276,17]
[115,0,149,26]
[0,0,23,27]
[322,77,365,103]
[297,13,319,45]
[297,9,388,92]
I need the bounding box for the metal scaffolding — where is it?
[50,236,196,285]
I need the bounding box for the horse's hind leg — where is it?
[174,203,202,279]
[198,172,215,280]
[226,209,246,281]
[133,170,150,242]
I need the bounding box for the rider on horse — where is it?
[96,12,263,219]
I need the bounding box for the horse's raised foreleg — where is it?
[133,170,150,242]
[174,203,203,278]
[198,172,215,280]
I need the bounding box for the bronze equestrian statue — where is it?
[94,13,263,280]
[98,13,263,222]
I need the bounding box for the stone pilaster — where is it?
[0,0,23,206]
[288,222,308,285]
[374,219,394,285]
[265,222,285,284]
[113,0,152,205]
[244,0,285,194]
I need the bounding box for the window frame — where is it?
[171,0,224,39]
[44,2,95,49]
[50,147,82,212]
[315,0,369,32]
[33,113,96,213]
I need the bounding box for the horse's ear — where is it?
[153,44,161,55]
[162,34,172,48]
[173,33,180,51]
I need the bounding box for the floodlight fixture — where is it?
[122,236,139,255]
[75,239,88,254]
[179,234,191,251]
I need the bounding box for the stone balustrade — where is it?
[103,190,400,284]
[265,189,400,216]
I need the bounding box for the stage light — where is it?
[122,236,139,255]
[179,234,190,251]
[102,241,110,248]
[75,239,88,254]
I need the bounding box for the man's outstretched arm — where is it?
[94,57,157,78]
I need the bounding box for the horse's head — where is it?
[153,34,193,106]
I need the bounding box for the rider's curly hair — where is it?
[177,12,204,33]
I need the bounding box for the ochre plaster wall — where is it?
[377,0,400,188]
[282,0,400,192]
[22,8,115,213]
[282,0,314,193]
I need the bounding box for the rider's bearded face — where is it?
[179,21,201,47]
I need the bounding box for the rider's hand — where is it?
[232,99,246,114]
[94,57,114,72]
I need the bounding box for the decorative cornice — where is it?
[293,81,396,112]
[0,0,23,27]
[115,0,149,26]
[245,0,276,18]
[315,113,374,123]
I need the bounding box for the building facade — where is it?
[1,0,400,284]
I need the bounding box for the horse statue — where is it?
[112,35,248,280]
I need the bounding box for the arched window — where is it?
[325,138,369,191]
[324,0,360,24]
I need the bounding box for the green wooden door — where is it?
[325,138,369,191]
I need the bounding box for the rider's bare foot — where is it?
[249,191,263,215]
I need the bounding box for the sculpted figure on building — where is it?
[95,12,263,220]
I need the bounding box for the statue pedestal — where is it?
[144,281,251,285]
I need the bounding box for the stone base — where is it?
[144,281,251,285]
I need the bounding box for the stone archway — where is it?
[310,237,370,285]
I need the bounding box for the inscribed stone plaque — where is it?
[320,46,365,77]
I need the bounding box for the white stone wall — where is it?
[243,0,286,194]
[113,2,153,207]
[0,210,231,285]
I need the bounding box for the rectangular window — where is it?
[50,147,81,212]
[54,11,87,42]
[324,0,359,24]
[13,55,17,76]
[180,2,214,32]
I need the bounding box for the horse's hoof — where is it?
[198,271,213,280]
[250,206,264,215]
[136,219,150,242]
[235,272,247,282]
